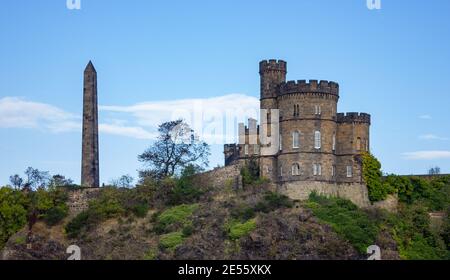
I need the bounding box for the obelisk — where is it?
[81,61,99,187]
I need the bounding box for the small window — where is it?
[244,144,249,155]
[254,145,259,155]
[332,165,336,177]
[315,105,321,115]
[293,104,300,117]
[292,131,300,149]
[280,166,283,177]
[279,134,283,151]
[292,163,300,176]
[365,139,369,151]
[332,133,336,151]
[313,164,322,176]
[314,131,321,149]
[356,137,362,151]
[346,166,353,178]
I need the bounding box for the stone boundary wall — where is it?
[67,188,101,216]
[198,163,243,190]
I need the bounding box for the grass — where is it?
[225,219,257,240]
[155,204,198,233]
[159,231,184,250]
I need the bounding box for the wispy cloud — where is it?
[402,151,450,160]
[0,97,80,132]
[419,134,449,141]
[419,115,432,120]
[1,94,260,143]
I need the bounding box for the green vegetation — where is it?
[362,152,392,202]
[159,231,184,250]
[231,192,293,222]
[240,158,267,186]
[306,192,379,253]
[143,246,158,260]
[225,219,257,240]
[306,192,449,259]
[154,204,198,234]
[0,187,28,249]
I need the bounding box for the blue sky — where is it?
[1,0,450,186]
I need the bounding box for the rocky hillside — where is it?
[1,173,448,260]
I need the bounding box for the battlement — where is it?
[259,59,287,73]
[279,80,339,96]
[337,112,371,124]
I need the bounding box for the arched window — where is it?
[292,163,300,176]
[292,131,300,149]
[356,137,362,151]
[314,131,321,149]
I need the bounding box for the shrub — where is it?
[182,223,194,237]
[131,203,149,218]
[240,157,260,186]
[255,192,293,213]
[43,204,68,226]
[157,204,198,228]
[307,193,378,253]
[225,219,257,240]
[361,152,389,202]
[0,187,28,249]
[65,211,90,238]
[159,231,184,250]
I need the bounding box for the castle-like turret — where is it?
[224,59,371,186]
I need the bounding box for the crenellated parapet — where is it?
[279,80,339,96]
[337,112,371,124]
[259,59,287,74]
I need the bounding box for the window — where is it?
[314,131,321,149]
[346,166,353,178]
[244,144,249,155]
[315,105,321,115]
[292,131,300,149]
[280,166,283,177]
[279,134,282,151]
[332,165,336,177]
[365,139,369,151]
[356,137,361,151]
[292,163,300,176]
[332,133,336,151]
[254,144,259,155]
[313,164,322,176]
[293,104,300,117]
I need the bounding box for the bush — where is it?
[307,193,378,253]
[182,224,194,237]
[131,203,149,218]
[65,211,90,238]
[43,204,68,226]
[0,187,28,249]
[361,152,389,202]
[155,204,198,234]
[254,192,293,213]
[159,231,184,250]
[240,158,260,186]
[225,219,257,240]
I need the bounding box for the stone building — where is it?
[224,59,371,187]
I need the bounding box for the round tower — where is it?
[276,80,340,183]
[258,59,286,181]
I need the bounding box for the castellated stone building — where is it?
[224,60,371,202]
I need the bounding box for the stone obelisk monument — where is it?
[81,61,99,188]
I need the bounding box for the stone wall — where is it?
[198,163,243,190]
[67,188,101,216]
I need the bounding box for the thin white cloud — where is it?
[99,124,156,140]
[419,115,432,120]
[0,97,80,132]
[419,134,449,141]
[402,151,450,160]
[1,94,260,143]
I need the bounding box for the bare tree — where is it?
[24,167,50,189]
[110,174,134,188]
[138,120,210,180]
[9,174,24,190]
[48,174,74,188]
[428,166,441,175]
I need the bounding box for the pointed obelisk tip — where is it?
[85,60,96,73]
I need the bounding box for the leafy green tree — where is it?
[0,187,28,249]
[361,152,388,201]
